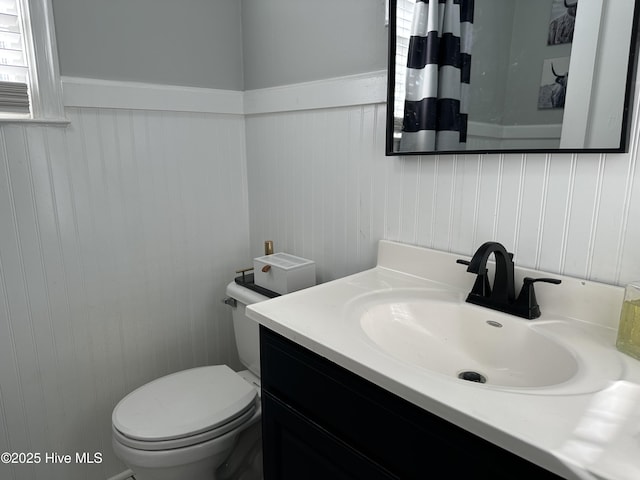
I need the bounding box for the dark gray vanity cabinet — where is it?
[260,326,564,479]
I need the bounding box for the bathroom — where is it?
[1,0,639,479]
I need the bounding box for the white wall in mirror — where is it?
[562,0,635,148]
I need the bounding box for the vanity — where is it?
[247,241,640,479]
[260,327,563,478]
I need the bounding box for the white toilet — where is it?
[112,282,269,480]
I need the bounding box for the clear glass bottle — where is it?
[616,281,640,360]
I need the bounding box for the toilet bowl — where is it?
[111,282,268,480]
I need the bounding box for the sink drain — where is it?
[458,371,487,383]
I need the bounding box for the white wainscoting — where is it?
[245,80,640,287]
[2,70,640,480]
[0,104,250,479]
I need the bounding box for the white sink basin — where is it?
[346,289,622,394]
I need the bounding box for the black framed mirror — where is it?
[386,0,640,156]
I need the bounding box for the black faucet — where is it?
[457,242,561,319]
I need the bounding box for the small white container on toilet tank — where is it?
[253,253,316,295]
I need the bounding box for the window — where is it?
[392,0,415,138]
[0,0,64,122]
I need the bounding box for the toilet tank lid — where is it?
[112,365,256,441]
[226,281,269,305]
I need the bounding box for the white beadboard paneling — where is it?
[430,157,453,250]
[0,128,32,480]
[344,107,369,271]
[561,154,605,279]
[357,105,382,269]
[2,125,53,480]
[1,69,640,480]
[245,81,640,288]
[536,155,573,273]
[494,154,523,253]
[449,154,480,255]
[516,153,550,269]
[414,157,435,247]
[0,107,249,480]
[619,93,640,284]
[398,157,419,245]
[366,107,389,268]
[590,151,634,282]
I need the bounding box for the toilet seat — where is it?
[112,365,258,451]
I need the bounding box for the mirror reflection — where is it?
[386,0,640,155]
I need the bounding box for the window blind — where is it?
[0,0,30,115]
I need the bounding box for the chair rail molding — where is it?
[61,72,388,115]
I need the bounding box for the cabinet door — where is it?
[260,327,565,479]
[262,392,397,480]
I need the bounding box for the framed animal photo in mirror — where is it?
[538,57,570,110]
[548,0,577,45]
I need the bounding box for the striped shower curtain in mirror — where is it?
[400,0,474,152]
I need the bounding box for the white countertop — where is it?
[246,240,640,480]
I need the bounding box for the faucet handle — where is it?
[456,259,491,296]
[524,277,561,286]
[516,277,561,319]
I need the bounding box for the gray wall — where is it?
[52,0,388,91]
[52,0,244,90]
[502,0,570,125]
[240,0,388,90]
[469,0,570,127]
[468,0,514,124]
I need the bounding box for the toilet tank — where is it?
[225,282,269,377]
